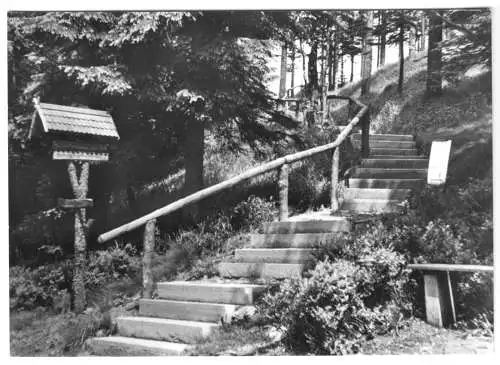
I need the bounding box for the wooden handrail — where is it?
[98,99,368,244]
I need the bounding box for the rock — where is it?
[265,326,283,342]
[230,305,259,324]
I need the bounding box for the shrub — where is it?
[260,259,404,355]
[231,195,276,231]
[10,264,69,311]
[86,244,141,289]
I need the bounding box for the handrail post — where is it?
[142,219,156,299]
[331,147,340,212]
[361,110,370,158]
[278,163,289,221]
[348,99,354,120]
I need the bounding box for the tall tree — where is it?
[360,11,374,95]
[279,43,288,98]
[427,11,443,96]
[379,11,387,66]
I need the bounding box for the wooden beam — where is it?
[53,150,109,162]
[278,164,289,221]
[142,219,156,299]
[58,198,94,209]
[408,263,494,273]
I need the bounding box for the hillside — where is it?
[340,52,492,185]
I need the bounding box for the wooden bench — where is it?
[407,263,494,327]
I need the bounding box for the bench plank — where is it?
[408,263,493,273]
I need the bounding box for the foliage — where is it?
[85,244,141,289]
[231,195,276,231]
[440,9,491,83]
[10,265,70,311]
[260,259,405,355]
[10,245,140,311]
[10,308,111,356]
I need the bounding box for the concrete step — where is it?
[369,148,419,156]
[86,336,189,356]
[235,248,316,263]
[360,158,428,169]
[139,299,238,323]
[218,262,305,279]
[348,178,425,189]
[352,133,414,141]
[341,198,404,213]
[354,140,416,149]
[116,316,218,344]
[370,140,416,149]
[351,167,427,179]
[156,281,265,305]
[343,187,411,200]
[370,155,426,160]
[248,233,347,248]
[262,218,351,234]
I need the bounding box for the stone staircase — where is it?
[87,132,427,355]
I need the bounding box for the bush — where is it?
[10,265,69,311]
[260,259,405,355]
[231,195,276,231]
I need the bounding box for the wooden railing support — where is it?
[361,110,370,158]
[331,147,340,212]
[278,163,289,221]
[142,219,156,299]
[408,263,493,327]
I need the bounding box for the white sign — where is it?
[427,140,452,185]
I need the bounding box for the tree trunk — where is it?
[420,15,427,52]
[350,54,355,82]
[183,117,205,220]
[332,33,338,90]
[307,41,318,98]
[67,161,90,313]
[300,39,308,86]
[328,45,334,91]
[398,21,405,94]
[279,42,287,98]
[409,27,416,57]
[340,54,345,87]
[361,11,374,95]
[290,48,295,97]
[380,11,387,66]
[321,36,331,124]
[426,11,443,96]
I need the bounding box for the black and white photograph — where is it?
[6,4,495,357]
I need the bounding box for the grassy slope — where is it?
[338,52,492,185]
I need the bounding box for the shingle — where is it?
[37,102,119,139]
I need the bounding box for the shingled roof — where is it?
[29,101,120,140]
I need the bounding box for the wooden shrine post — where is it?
[29,98,119,312]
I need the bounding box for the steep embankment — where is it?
[338,53,492,186]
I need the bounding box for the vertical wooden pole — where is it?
[67,161,90,313]
[278,164,289,221]
[423,272,455,327]
[331,147,340,212]
[446,271,457,324]
[361,111,370,158]
[142,219,156,299]
[348,100,354,120]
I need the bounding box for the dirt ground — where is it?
[360,318,494,355]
